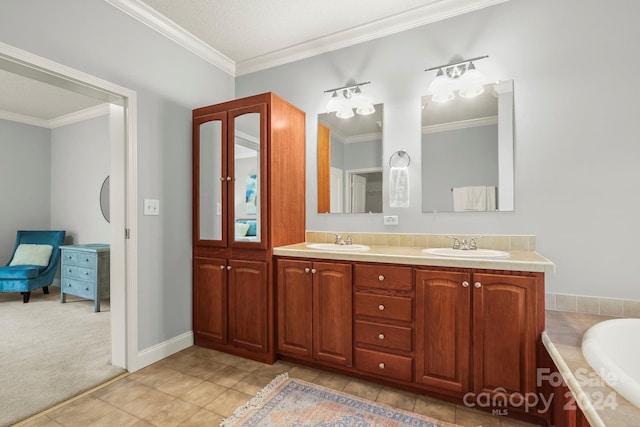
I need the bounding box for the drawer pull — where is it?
[304,268,310,273]
[378,304,385,311]
[462,281,469,288]
[378,362,385,370]
[378,275,384,281]
[474,282,482,288]
[378,333,385,340]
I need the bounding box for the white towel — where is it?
[452,186,496,211]
[389,166,409,208]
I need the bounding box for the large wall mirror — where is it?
[317,104,383,213]
[233,113,261,243]
[421,80,514,212]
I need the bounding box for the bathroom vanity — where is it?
[274,234,554,423]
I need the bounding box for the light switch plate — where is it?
[143,199,160,216]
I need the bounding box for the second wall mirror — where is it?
[317,104,383,214]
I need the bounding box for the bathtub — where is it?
[581,318,640,407]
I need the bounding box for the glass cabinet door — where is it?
[229,104,267,247]
[194,113,227,246]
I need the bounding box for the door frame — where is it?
[0,41,139,371]
[344,167,383,214]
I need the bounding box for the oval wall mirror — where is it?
[100,176,110,223]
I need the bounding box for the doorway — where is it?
[0,41,138,370]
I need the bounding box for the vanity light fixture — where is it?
[324,81,375,119]
[425,55,488,102]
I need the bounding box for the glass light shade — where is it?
[326,91,344,113]
[458,63,485,98]
[356,103,375,115]
[349,87,375,115]
[336,106,355,119]
[427,69,454,103]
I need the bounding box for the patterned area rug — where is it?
[221,373,460,426]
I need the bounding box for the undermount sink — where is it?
[306,243,370,252]
[422,247,510,259]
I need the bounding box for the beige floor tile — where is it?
[178,381,228,407]
[86,408,140,427]
[232,372,278,395]
[205,389,253,418]
[207,365,251,388]
[143,399,200,427]
[118,389,175,419]
[154,371,203,397]
[310,371,351,391]
[90,377,135,399]
[251,360,295,378]
[47,396,117,427]
[342,379,382,401]
[98,380,154,408]
[413,396,456,423]
[178,408,225,426]
[229,357,269,373]
[18,415,64,427]
[375,387,417,411]
[161,355,226,379]
[129,366,184,389]
[287,365,321,382]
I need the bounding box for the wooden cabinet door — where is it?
[415,269,471,395]
[228,259,268,352]
[472,273,538,399]
[277,259,313,357]
[313,262,353,367]
[193,257,227,344]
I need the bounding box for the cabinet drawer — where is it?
[61,278,95,299]
[62,251,97,268]
[62,265,96,282]
[355,293,412,322]
[355,348,413,382]
[354,264,412,291]
[355,320,412,352]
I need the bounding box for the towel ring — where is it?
[389,150,410,168]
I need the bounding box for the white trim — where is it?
[0,110,48,127]
[0,41,139,372]
[105,0,235,76]
[104,0,508,77]
[345,132,383,144]
[235,0,510,76]
[422,115,498,134]
[49,103,111,128]
[136,331,194,370]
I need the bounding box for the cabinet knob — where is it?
[462,281,469,288]
[378,304,385,311]
[220,265,225,270]
[378,275,385,281]
[219,177,225,182]
[474,282,482,288]
[378,333,385,340]
[304,268,310,273]
[311,268,317,274]
[378,362,385,370]
[226,176,232,181]
[85,288,89,291]
[227,266,232,270]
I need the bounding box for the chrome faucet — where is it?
[447,235,482,250]
[333,234,352,245]
[447,236,461,249]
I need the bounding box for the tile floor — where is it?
[18,346,541,427]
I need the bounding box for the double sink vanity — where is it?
[273,232,554,424]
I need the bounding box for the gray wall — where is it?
[0,0,234,350]
[50,115,110,245]
[0,119,51,264]
[236,0,640,300]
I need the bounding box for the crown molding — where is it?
[105,0,507,77]
[235,0,509,75]
[422,115,497,134]
[105,0,235,76]
[0,103,110,129]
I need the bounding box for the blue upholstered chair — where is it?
[0,230,66,303]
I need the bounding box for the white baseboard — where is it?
[134,331,194,372]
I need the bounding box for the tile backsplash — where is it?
[545,293,640,318]
[305,231,536,251]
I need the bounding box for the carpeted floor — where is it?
[0,285,125,426]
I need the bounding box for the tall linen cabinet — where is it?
[192,93,305,364]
